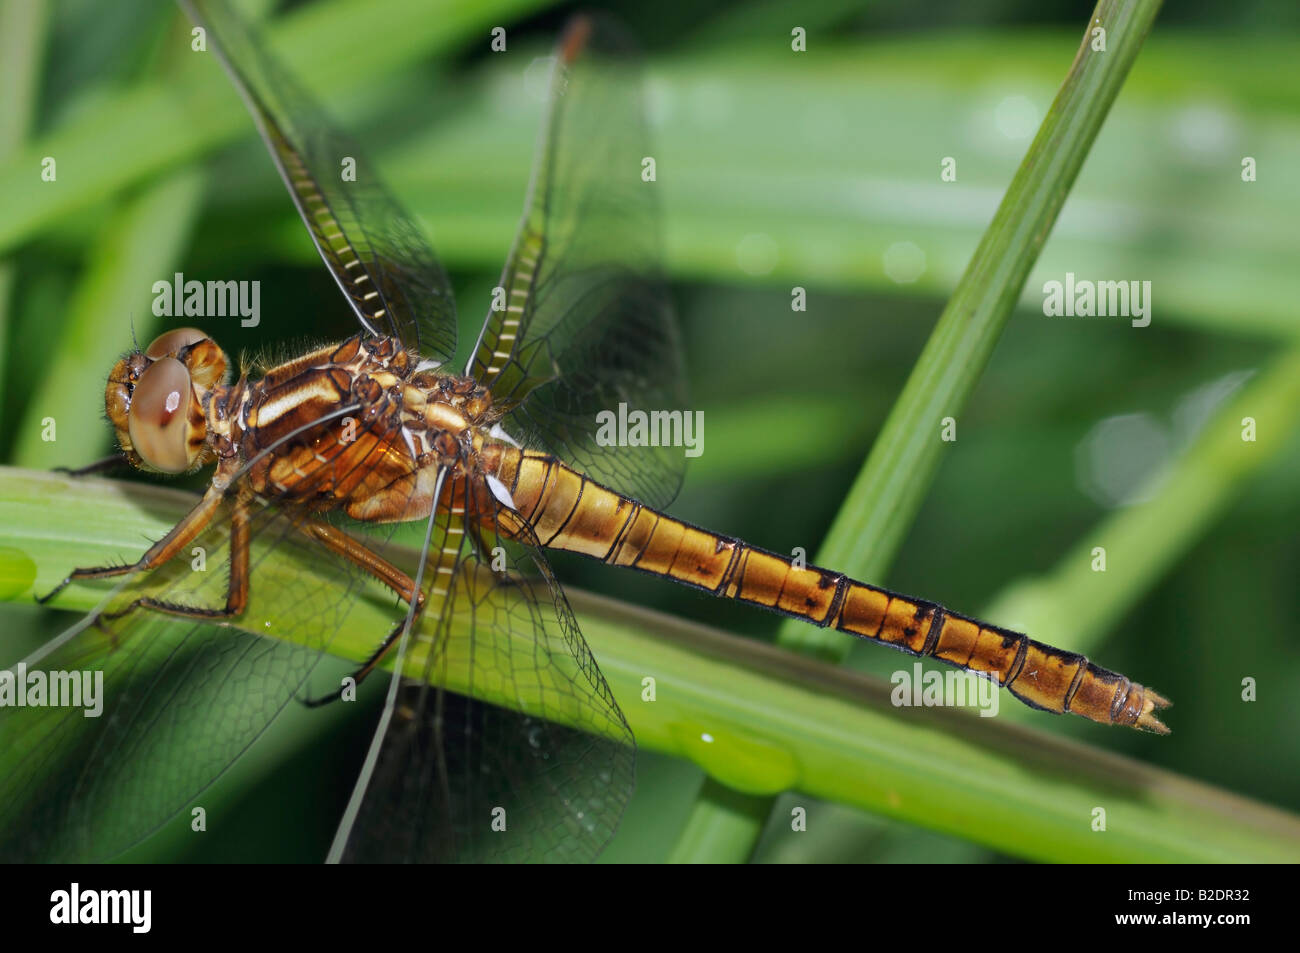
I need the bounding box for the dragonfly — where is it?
[0,0,1169,864]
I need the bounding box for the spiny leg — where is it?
[297,519,427,707]
[53,454,128,477]
[37,484,228,606]
[97,491,251,625]
[468,523,500,566]
[300,519,424,607]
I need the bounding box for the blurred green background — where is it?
[1,0,1298,862]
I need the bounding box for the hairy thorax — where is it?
[224,334,509,524]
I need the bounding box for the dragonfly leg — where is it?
[468,524,502,565]
[298,519,423,607]
[36,483,228,605]
[96,492,251,624]
[295,519,425,708]
[52,454,128,477]
[300,617,406,708]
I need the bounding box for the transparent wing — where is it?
[336,478,634,863]
[468,17,687,510]
[182,0,457,363]
[0,404,416,861]
[0,497,380,861]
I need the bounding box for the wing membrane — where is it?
[469,18,687,510]
[8,9,654,863]
[336,479,634,863]
[0,395,419,860]
[182,0,457,363]
[0,495,383,861]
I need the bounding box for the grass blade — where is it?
[675,0,1167,861]
[2,465,1299,862]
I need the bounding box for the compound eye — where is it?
[127,357,194,473]
[145,327,209,360]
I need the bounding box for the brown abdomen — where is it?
[492,447,1170,733]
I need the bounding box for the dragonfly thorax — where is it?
[400,369,497,465]
[207,332,505,523]
[106,326,507,515]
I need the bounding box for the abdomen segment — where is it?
[494,448,1171,733]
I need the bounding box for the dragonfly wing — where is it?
[335,481,634,863]
[0,497,371,861]
[0,407,420,861]
[468,17,687,510]
[181,0,457,364]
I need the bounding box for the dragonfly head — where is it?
[106,327,229,474]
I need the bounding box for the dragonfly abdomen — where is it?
[497,448,1170,733]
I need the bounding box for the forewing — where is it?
[468,17,687,510]
[0,495,384,862]
[0,394,416,861]
[181,0,457,363]
[336,483,634,863]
